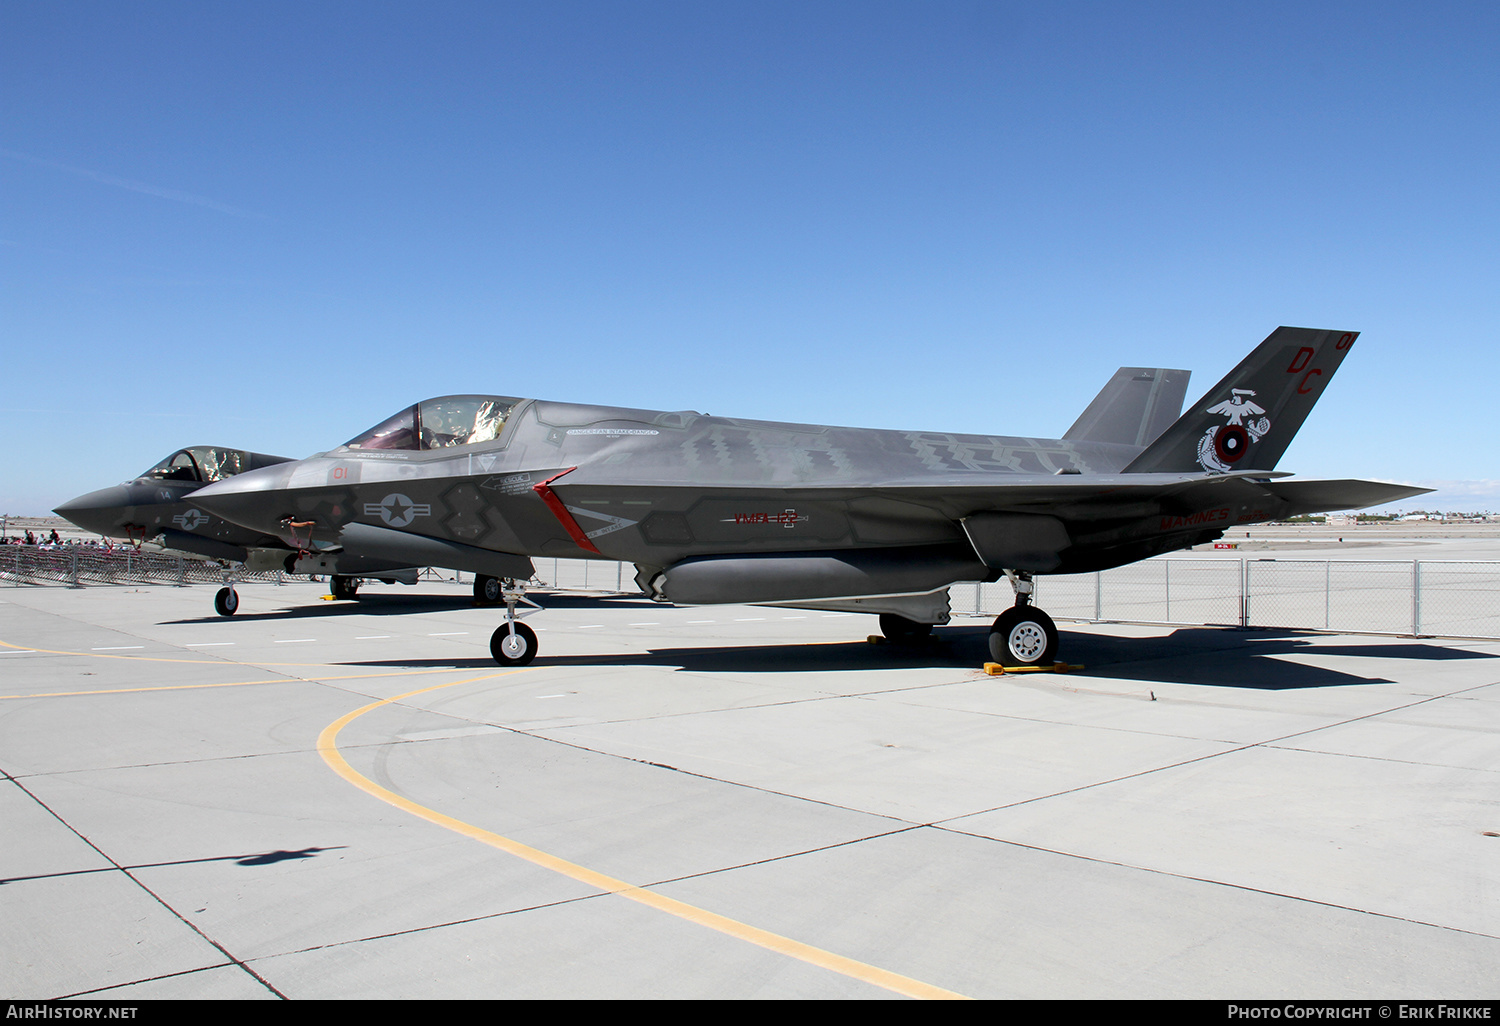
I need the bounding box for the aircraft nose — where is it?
[54,485,133,536]
[189,463,297,534]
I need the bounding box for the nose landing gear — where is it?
[488,579,542,666]
[214,567,240,617]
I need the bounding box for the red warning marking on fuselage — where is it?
[1160,508,1230,531]
[533,468,601,554]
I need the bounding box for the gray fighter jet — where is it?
[189,327,1428,667]
[54,446,428,615]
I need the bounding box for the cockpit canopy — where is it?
[141,447,288,484]
[339,396,521,451]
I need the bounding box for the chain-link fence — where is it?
[7,546,1499,640]
[0,545,284,588]
[966,557,1500,639]
[0,547,631,593]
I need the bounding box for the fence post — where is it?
[1094,571,1102,621]
[1412,561,1422,636]
[1240,559,1249,627]
[70,545,79,588]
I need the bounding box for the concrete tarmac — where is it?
[2,577,1499,1000]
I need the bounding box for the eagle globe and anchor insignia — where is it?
[1197,388,1270,472]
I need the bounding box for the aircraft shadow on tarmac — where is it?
[337,634,990,675]
[0,847,345,886]
[1060,626,1498,690]
[333,623,1498,688]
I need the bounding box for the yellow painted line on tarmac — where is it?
[0,665,498,701]
[317,674,969,1000]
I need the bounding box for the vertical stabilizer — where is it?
[1123,327,1358,474]
[1064,367,1191,447]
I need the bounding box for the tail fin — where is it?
[1123,326,1358,474]
[1064,367,1191,447]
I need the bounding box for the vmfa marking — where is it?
[364,493,432,528]
[1197,388,1270,473]
[722,509,809,528]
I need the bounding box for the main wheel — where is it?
[330,575,360,600]
[988,606,1058,666]
[475,574,503,605]
[879,613,933,641]
[214,587,239,617]
[490,622,538,666]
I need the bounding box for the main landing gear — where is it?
[329,575,361,601]
[488,579,542,666]
[988,571,1059,666]
[878,614,933,641]
[474,574,503,605]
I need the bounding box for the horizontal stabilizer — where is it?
[1065,367,1191,447]
[1261,479,1432,516]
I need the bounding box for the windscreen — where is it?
[341,396,518,451]
[142,447,258,483]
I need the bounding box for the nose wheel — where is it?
[214,567,241,617]
[491,621,538,665]
[488,579,542,666]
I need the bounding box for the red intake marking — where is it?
[533,468,601,554]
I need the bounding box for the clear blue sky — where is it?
[3,1,1497,515]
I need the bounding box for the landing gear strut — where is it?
[488,579,542,666]
[988,571,1059,666]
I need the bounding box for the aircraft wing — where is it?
[551,468,1428,577]
[552,468,1426,522]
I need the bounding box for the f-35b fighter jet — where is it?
[188,327,1428,667]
